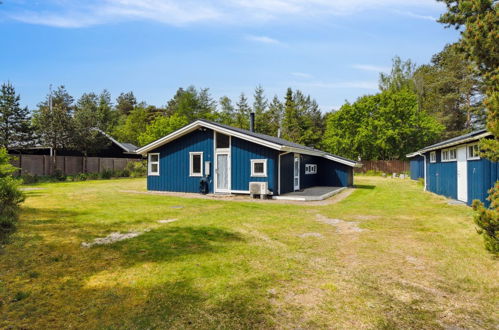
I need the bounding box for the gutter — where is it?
[417,151,427,191]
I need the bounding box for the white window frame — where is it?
[148,153,160,176]
[429,151,436,163]
[467,143,480,160]
[305,164,317,175]
[189,152,203,177]
[250,159,267,177]
[441,147,457,162]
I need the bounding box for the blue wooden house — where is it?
[407,129,498,206]
[136,119,359,197]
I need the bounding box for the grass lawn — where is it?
[1,177,497,329]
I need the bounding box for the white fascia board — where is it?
[281,146,323,157]
[323,154,359,167]
[137,120,284,155]
[408,132,492,156]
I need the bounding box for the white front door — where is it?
[457,146,468,202]
[215,153,230,193]
[293,154,300,191]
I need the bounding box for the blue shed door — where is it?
[457,146,468,202]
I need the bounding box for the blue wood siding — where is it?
[147,129,214,193]
[425,150,457,200]
[468,158,499,207]
[410,156,424,180]
[230,136,279,194]
[318,158,353,187]
[279,153,294,194]
[300,155,320,189]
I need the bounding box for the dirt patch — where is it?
[315,214,364,234]
[299,232,324,238]
[81,230,149,248]
[157,219,178,224]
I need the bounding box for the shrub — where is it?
[99,169,113,179]
[125,160,147,177]
[472,182,499,254]
[21,174,39,184]
[0,148,25,238]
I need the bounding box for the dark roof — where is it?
[407,129,491,157]
[198,119,356,164]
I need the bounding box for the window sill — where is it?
[467,157,480,161]
[441,159,456,163]
[250,174,267,178]
[189,174,203,177]
[148,173,160,176]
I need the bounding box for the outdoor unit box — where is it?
[204,161,211,176]
[249,182,268,199]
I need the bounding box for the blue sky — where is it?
[1,0,460,112]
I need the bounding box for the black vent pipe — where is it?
[250,112,255,132]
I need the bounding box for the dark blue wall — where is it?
[231,136,279,194]
[147,129,214,193]
[318,158,353,187]
[425,150,457,200]
[279,153,294,194]
[468,158,499,207]
[300,155,320,189]
[410,156,424,180]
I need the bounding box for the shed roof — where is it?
[136,119,360,167]
[406,129,492,158]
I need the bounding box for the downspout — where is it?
[278,151,292,195]
[417,152,427,191]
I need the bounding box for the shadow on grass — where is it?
[354,184,376,190]
[112,226,244,264]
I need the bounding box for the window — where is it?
[216,132,230,149]
[148,153,160,176]
[442,148,457,162]
[251,159,267,177]
[430,151,436,163]
[189,152,203,177]
[467,144,480,160]
[305,164,317,174]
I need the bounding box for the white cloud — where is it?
[5,0,442,28]
[246,35,281,45]
[352,64,391,73]
[296,81,378,90]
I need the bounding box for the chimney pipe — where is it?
[250,112,255,132]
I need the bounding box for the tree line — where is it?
[0,47,489,162]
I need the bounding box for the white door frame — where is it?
[214,131,231,193]
[457,146,467,202]
[294,153,300,191]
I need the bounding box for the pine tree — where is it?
[32,86,74,163]
[282,88,301,142]
[0,83,32,148]
[235,93,251,129]
[267,96,284,137]
[116,91,137,116]
[217,96,236,126]
[253,85,269,134]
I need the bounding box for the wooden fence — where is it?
[354,160,410,174]
[9,154,141,177]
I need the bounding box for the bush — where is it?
[125,160,147,177]
[0,148,25,238]
[472,182,499,254]
[99,169,113,179]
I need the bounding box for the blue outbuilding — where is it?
[407,129,498,206]
[136,119,359,197]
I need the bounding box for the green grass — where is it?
[0,177,497,329]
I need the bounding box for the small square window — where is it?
[251,159,267,177]
[148,153,160,176]
[430,151,436,163]
[468,144,480,159]
[305,164,317,174]
[190,152,203,177]
[216,133,230,149]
